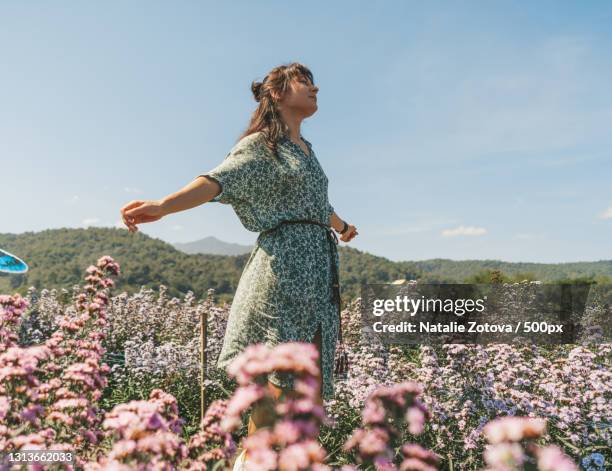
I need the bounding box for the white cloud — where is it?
[171,224,184,231]
[124,187,142,194]
[599,207,612,219]
[82,218,102,227]
[376,218,459,236]
[441,225,487,237]
[114,219,126,229]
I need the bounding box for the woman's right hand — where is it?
[120,200,165,233]
[340,224,358,243]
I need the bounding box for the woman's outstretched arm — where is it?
[159,176,221,216]
[120,176,221,233]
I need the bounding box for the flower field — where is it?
[0,256,609,470]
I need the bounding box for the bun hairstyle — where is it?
[251,75,268,103]
[239,62,315,161]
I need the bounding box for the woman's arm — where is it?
[159,176,221,216]
[329,211,345,233]
[329,210,359,242]
[121,176,221,233]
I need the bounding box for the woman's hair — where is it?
[238,62,315,160]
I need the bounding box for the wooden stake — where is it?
[200,304,208,424]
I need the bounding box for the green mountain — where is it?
[1,228,610,303]
[172,236,253,256]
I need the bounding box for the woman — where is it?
[119,62,358,452]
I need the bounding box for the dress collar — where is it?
[281,133,313,156]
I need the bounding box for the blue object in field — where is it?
[0,248,28,274]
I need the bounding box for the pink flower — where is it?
[399,458,437,471]
[343,429,365,452]
[293,376,320,398]
[483,443,525,468]
[144,412,166,431]
[243,428,275,451]
[47,411,76,426]
[278,443,310,471]
[96,256,120,275]
[108,439,137,459]
[372,455,396,471]
[401,444,439,465]
[273,421,302,445]
[53,398,89,410]
[358,427,389,456]
[483,417,546,444]
[221,384,266,432]
[98,278,114,288]
[0,395,10,420]
[88,302,102,313]
[136,431,177,454]
[535,445,579,471]
[362,399,386,424]
[81,429,99,445]
[246,447,278,471]
[86,265,101,275]
[11,431,48,447]
[20,404,44,423]
[406,406,426,435]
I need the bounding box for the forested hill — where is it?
[1,228,610,303]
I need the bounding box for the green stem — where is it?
[554,436,581,453]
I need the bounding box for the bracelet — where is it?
[339,221,349,235]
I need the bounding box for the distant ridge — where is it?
[0,228,609,303]
[173,236,253,256]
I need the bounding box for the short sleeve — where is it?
[326,202,334,219]
[197,139,264,206]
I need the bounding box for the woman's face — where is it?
[277,74,319,117]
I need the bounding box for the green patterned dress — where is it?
[198,131,339,399]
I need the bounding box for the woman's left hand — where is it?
[340,224,358,243]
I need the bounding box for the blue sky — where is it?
[1,1,610,263]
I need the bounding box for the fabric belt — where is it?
[258,219,343,344]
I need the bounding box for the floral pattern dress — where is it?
[198,131,339,399]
